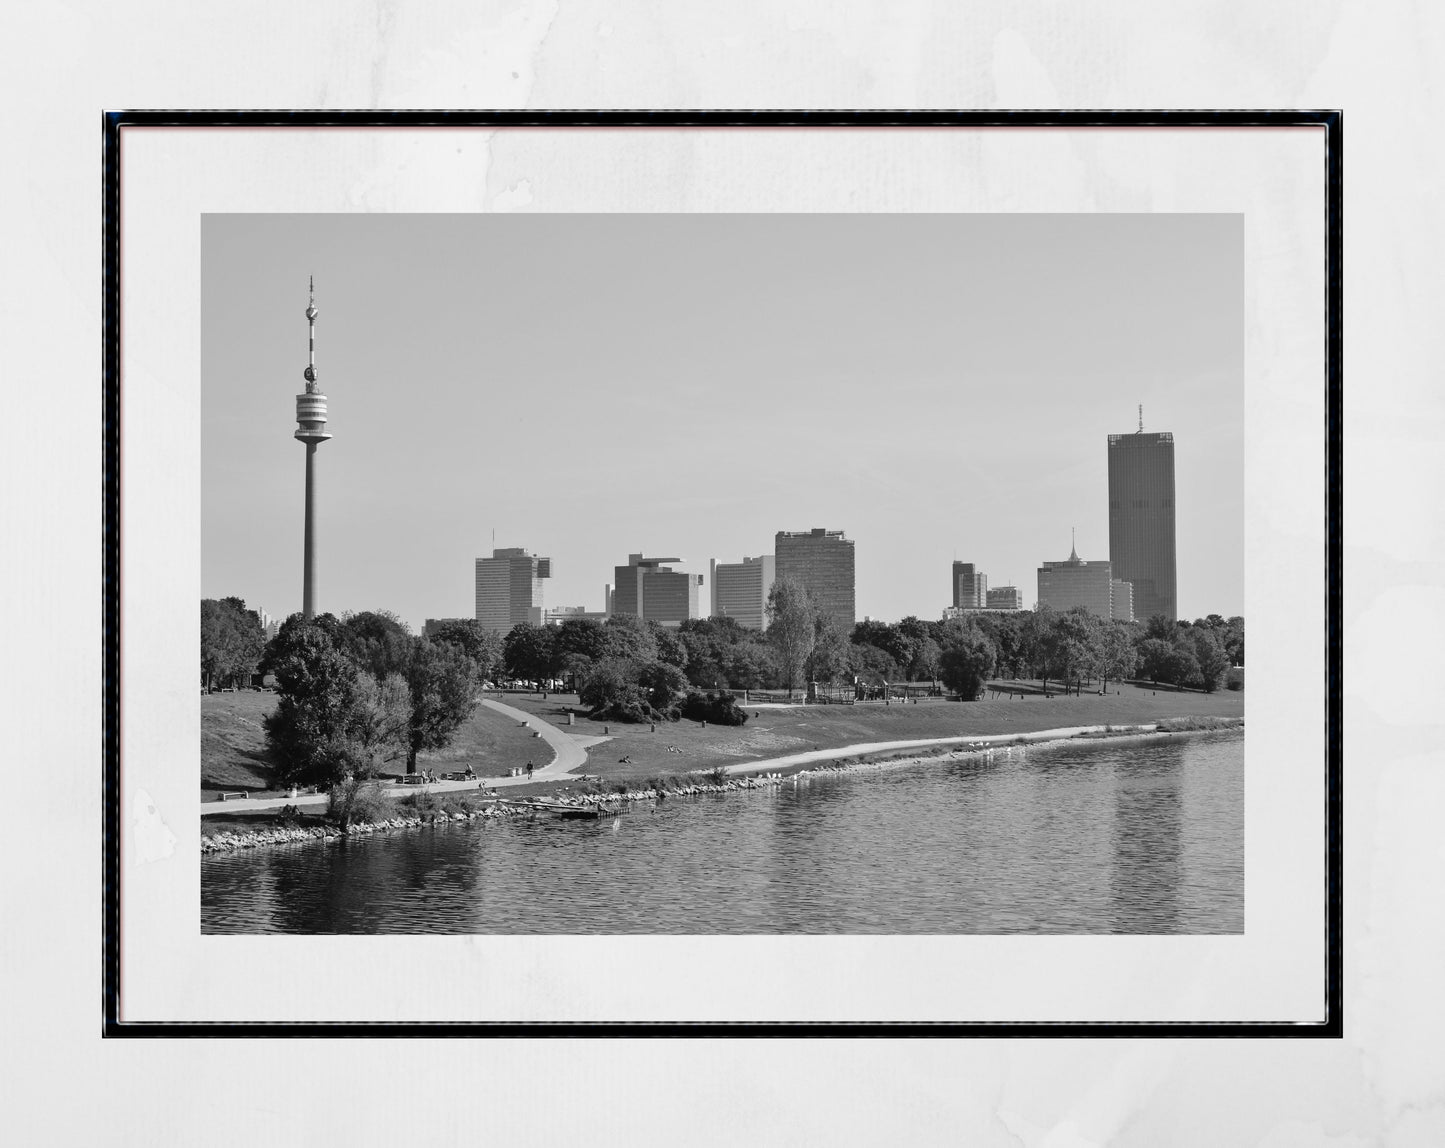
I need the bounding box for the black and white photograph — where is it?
[199,211,1245,937]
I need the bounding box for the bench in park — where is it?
[217,791,248,802]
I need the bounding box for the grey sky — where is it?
[202,213,1242,630]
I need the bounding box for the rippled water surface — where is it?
[202,731,1243,934]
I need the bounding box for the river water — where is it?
[202,730,1243,935]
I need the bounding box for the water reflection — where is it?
[203,732,1243,935]
[1109,744,1184,933]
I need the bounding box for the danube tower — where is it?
[294,277,332,619]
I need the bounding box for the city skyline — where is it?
[202,213,1243,630]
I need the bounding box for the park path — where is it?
[718,724,1154,776]
[478,697,589,780]
[201,697,592,816]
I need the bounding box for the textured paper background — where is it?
[2,1,1437,1143]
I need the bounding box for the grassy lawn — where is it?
[496,681,1244,785]
[201,690,557,799]
[201,690,281,798]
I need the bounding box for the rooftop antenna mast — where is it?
[1138,404,1144,433]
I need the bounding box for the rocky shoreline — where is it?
[201,721,1242,856]
[200,773,791,854]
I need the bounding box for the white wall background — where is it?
[1,1,1438,1144]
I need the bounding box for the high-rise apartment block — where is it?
[475,547,551,634]
[986,586,1024,611]
[709,555,775,630]
[423,617,469,638]
[1037,541,1133,621]
[775,528,856,629]
[1108,428,1177,621]
[612,554,703,627]
[952,562,988,609]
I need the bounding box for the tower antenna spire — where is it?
[1138,403,1143,434]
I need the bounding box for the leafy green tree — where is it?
[502,623,556,684]
[679,635,726,689]
[806,614,853,684]
[262,619,366,785]
[851,618,916,672]
[1098,623,1139,693]
[578,656,685,723]
[1144,614,1176,641]
[722,641,776,690]
[1137,637,1175,687]
[908,636,943,683]
[1018,606,1058,688]
[850,643,901,687]
[200,597,266,690]
[426,619,503,683]
[329,672,412,825]
[651,624,690,672]
[404,639,479,772]
[1051,609,1104,695]
[766,578,817,697]
[938,625,996,701]
[1189,627,1231,692]
[600,613,659,664]
[339,609,413,682]
[637,660,689,716]
[1223,616,1245,666]
[578,658,646,721]
[1166,642,1202,690]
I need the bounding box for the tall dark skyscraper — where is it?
[1107,424,1177,621]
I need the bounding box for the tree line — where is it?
[491,580,1242,708]
[202,591,1244,784]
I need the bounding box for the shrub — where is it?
[328,780,393,826]
[401,789,441,817]
[680,691,749,726]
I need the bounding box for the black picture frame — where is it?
[103,108,1342,1037]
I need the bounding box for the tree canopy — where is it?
[766,578,817,696]
[200,597,266,689]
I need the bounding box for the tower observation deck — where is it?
[295,277,332,443]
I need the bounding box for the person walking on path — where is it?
[526,761,535,781]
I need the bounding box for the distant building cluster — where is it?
[453,424,1178,634]
[255,607,281,641]
[464,529,854,635]
[949,422,1177,624]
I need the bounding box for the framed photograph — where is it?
[104,110,1340,1033]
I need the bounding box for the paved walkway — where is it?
[201,697,593,817]
[718,724,1154,776]
[203,712,1158,817]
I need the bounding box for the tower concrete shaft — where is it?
[295,277,331,619]
[302,442,318,619]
